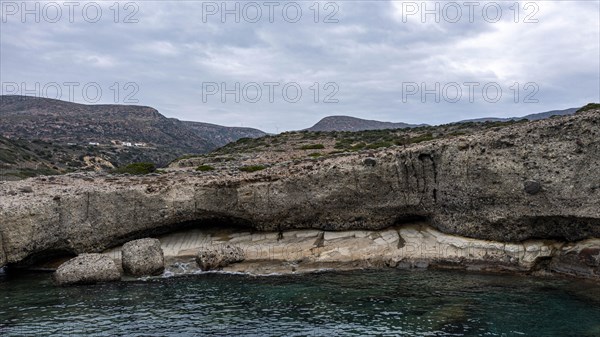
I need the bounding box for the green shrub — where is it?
[239,165,266,173]
[212,156,234,163]
[350,142,366,151]
[334,141,350,149]
[300,144,325,150]
[393,138,409,146]
[236,137,253,144]
[196,165,215,172]
[483,120,518,129]
[308,152,322,158]
[173,154,202,161]
[0,149,17,164]
[577,103,600,113]
[301,132,320,140]
[409,133,434,144]
[365,141,393,149]
[114,162,156,175]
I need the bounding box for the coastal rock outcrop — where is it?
[102,224,598,277]
[548,242,600,278]
[122,238,165,276]
[0,110,599,279]
[53,254,121,285]
[196,244,245,270]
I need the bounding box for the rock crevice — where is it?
[0,230,6,267]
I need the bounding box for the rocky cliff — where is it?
[0,109,599,278]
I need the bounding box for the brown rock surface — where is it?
[0,110,599,278]
[122,238,165,276]
[53,253,121,285]
[196,244,245,271]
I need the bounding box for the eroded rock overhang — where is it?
[0,110,598,276]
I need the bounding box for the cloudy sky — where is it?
[1,0,599,132]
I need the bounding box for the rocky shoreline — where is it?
[0,110,599,282]
[42,223,600,284]
[113,224,600,279]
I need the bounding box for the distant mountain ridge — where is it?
[182,121,266,147]
[0,95,267,165]
[459,107,579,123]
[305,107,581,132]
[306,115,424,132]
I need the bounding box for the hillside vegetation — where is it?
[0,135,174,180]
[0,95,266,166]
[170,118,531,172]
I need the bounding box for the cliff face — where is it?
[0,110,599,275]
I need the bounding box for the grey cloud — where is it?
[1,0,598,132]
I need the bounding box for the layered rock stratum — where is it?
[0,109,599,278]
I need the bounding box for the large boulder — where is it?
[196,244,245,271]
[53,254,121,286]
[122,238,165,276]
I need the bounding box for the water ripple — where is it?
[1,270,600,336]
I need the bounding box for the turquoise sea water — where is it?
[1,269,599,336]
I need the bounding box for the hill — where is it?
[170,104,593,171]
[171,117,534,171]
[0,95,266,168]
[459,107,579,123]
[306,116,424,132]
[306,108,580,132]
[182,121,267,147]
[0,133,199,180]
